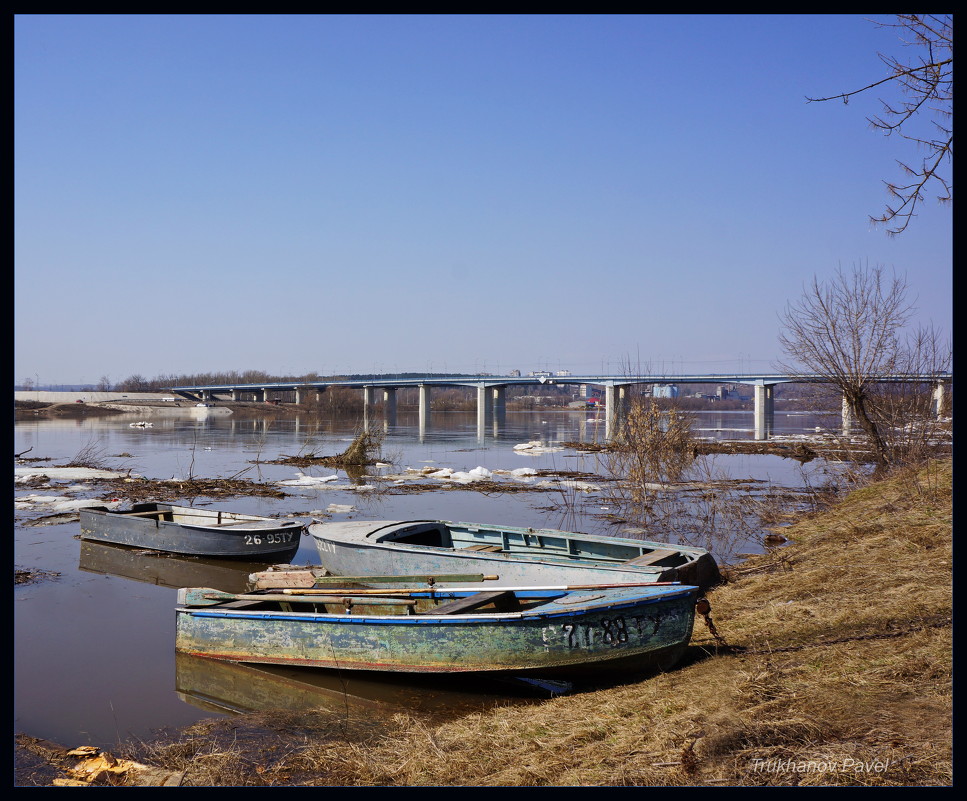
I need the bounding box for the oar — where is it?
[279,581,684,596]
[249,571,500,590]
[309,573,499,585]
[178,587,417,608]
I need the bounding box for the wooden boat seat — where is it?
[125,510,169,518]
[464,544,503,552]
[428,590,521,615]
[625,548,681,566]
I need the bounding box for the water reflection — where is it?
[78,541,260,594]
[175,653,570,720]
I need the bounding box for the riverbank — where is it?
[16,458,951,786]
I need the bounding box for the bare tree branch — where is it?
[807,14,952,235]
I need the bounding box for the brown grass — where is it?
[119,458,951,786]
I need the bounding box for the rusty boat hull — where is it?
[175,583,701,678]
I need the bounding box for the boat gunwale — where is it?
[310,519,712,558]
[82,504,299,524]
[307,538,671,574]
[176,520,304,532]
[176,586,700,624]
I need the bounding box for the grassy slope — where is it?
[133,459,953,786]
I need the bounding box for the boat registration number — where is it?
[244,532,294,546]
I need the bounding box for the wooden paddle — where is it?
[278,581,684,596]
[249,571,499,590]
[311,572,499,585]
[178,587,418,608]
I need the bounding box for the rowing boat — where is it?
[175,581,702,678]
[78,502,305,560]
[306,519,720,589]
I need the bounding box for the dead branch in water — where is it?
[268,428,384,468]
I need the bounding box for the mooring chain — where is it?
[695,598,729,649]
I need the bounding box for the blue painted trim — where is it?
[180,587,698,625]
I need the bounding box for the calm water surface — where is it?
[15,408,836,747]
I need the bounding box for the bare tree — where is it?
[807,14,952,235]
[864,325,952,463]
[116,374,148,392]
[777,263,948,473]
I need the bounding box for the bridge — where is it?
[168,371,952,441]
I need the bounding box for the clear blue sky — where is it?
[15,14,952,386]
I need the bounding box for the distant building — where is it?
[653,384,679,399]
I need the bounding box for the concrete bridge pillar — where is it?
[362,386,376,428]
[418,384,432,432]
[294,388,302,405]
[383,388,397,426]
[604,385,630,440]
[753,383,775,440]
[933,381,947,418]
[841,395,854,435]
[493,386,506,427]
[605,385,616,439]
[476,385,494,440]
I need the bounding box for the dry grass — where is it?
[120,459,951,786]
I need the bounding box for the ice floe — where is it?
[325,504,355,514]
[15,494,123,513]
[512,440,565,455]
[15,467,139,481]
[277,472,340,487]
[533,479,601,492]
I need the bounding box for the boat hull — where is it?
[79,503,304,560]
[310,520,720,590]
[175,586,699,678]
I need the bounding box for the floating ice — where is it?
[433,465,493,484]
[513,441,565,455]
[15,494,122,512]
[15,467,138,480]
[277,472,340,487]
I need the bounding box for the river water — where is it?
[14,407,837,748]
